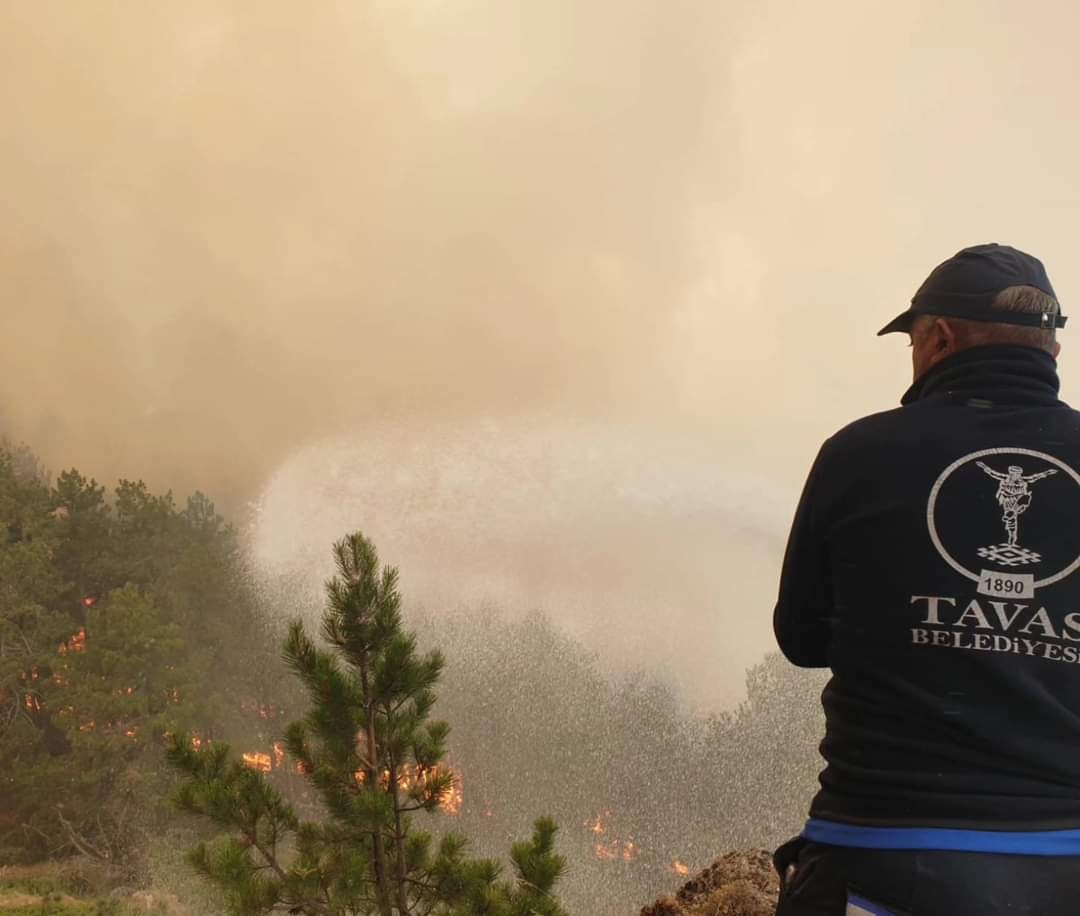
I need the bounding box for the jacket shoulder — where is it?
[819,402,1080,468]
[815,407,909,459]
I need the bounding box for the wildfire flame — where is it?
[439,776,463,815]
[58,628,87,655]
[586,811,610,835]
[242,751,273,773]
[671,860,690,876]
[349,763,462,814]
[586,811,637,862]
[593,839,637,861]
[237,723,462,816]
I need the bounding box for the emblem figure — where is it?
[975,461,1057,547]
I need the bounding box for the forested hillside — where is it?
[0,442,292,874]
[1,440,825,915]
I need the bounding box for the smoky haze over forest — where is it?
[4,2,1080,705]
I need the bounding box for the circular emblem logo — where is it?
[927,447,1080,593]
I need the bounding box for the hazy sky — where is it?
[4,1,1080,704]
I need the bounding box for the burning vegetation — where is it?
[166,531,569,915]
[1,453,288,876]
[236,743,468,816]
[2,443,826,915]
[57,627,86,656]
[587,810,638,862]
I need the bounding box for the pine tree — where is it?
[0,443,289,868]
[167,531,567,916]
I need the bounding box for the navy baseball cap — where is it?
[878,243,1066,336]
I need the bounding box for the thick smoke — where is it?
[5,1,1078,504]
[3,2,1080,704]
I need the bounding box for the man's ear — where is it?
[1052,341,1062,359]
[934,318,958,354]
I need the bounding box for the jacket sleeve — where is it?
[774,440,834,668]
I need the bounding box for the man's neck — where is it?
[901,344,1061,407]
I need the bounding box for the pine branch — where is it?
[56,806,111,862]
[166,529,567,916]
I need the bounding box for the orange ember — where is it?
[59,628,87,655]
[242,751,273,773]
[586,811,610,835]
[586,811,637,862]
[671,860,690,876]
[439,775,463,815]
[349,763,461,814]
[593,838,637,861]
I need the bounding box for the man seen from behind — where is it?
[773,243,1080,915]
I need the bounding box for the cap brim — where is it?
[877,310,915,336]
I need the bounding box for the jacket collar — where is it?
[901,344,1063,407]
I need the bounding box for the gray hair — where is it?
[916,285,1060,353]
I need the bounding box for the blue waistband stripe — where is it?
[804,818,1080,855]
[846,893,897,916]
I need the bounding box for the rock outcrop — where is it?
[640,849,779,916]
